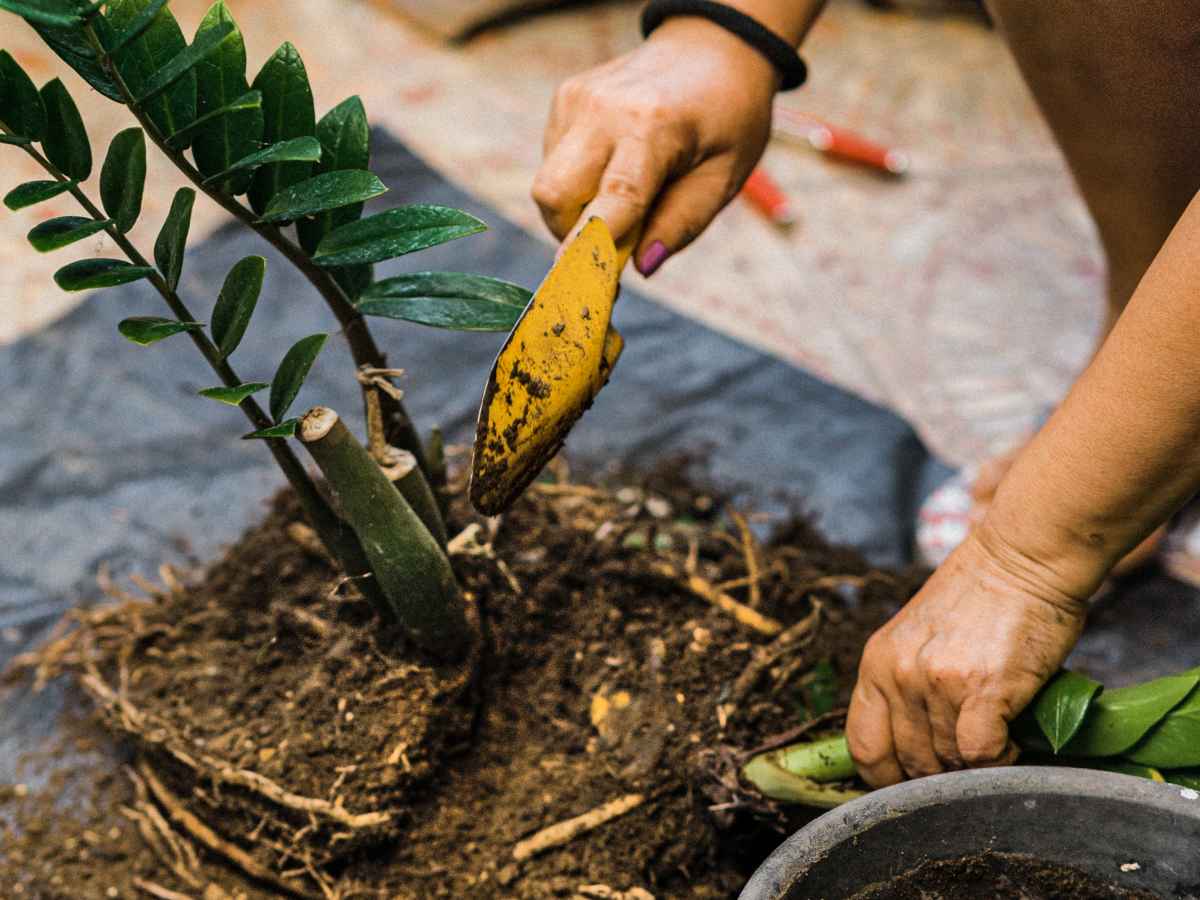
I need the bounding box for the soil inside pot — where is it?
[851,850,1160,900]
[2,463,922,898]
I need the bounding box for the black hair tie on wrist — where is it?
[640,0,808,91]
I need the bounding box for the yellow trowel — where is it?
[470,218,633,515]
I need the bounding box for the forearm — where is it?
[984,189,1200,598]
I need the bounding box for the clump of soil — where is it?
[852,850,1160,900]
[2,465,921,898]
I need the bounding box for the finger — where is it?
[634,156,738,277]
[573,136,674,250]
[927,694,964,770]
[532,127,613,241]
[956,696,1016,768]
[890,686,944,780]
[847,680,904,788]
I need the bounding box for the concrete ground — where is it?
[0,0,1103,467]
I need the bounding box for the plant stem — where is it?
[11,135,378,600]
[82,22,429,475]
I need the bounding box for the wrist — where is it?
[650,17,782,90]
[971,507,1106,609]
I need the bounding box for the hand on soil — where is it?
[846,529,1088,787]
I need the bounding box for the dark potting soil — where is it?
[852,850,1160,900]
[1,466,923,898]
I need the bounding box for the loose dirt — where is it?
[1,463,921,898]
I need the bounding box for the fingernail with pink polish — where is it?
[638,240,670,277]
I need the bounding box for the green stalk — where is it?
[298,407,470,659]
[382,447,448,550]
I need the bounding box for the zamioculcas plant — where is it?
[743,667,1200,808]
[0,0,538,658]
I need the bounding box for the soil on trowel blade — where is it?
[852,850,1161,900]
[2,463,923,898]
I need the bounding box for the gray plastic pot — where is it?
[740,766,1200,900]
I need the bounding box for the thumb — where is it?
[956,696,1020,768]
[634,156,740,277]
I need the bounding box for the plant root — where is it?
[512,793,646,862]
[728,601,823,707]
[648,560,783,636]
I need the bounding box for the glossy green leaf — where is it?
[1126,679,1200,768]
[210,254,264,359]
[357,272,531,331]
[164,89,259,149]
[297,95,369,253]
[133,19,232,105]
[333,263,373,301]
[153,186,193,290]
[1063,671,1200,758]
[4,178,73,210]
[105,0,196,148]
[118,315,203,345]
[1032,670,1102,754]
[99,127,146,233]
[0,0,86,26]
[243,418,297,440]
[269,333,326,422]
[313,205,486,268]
[29,15,122,102]
[198,381,268,405]
[190,2,261,194]
[40,78,91,181]
[0,50,46,140]
[258,170,386,224]
[201,136,320,185]
[54,257,154,291]
[102,0,170,54]
[27,215,110,252]
[248,41,315,215]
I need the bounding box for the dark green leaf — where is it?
[54,257,154,291]
[332,263,373,301]
[1165,768,1200,791]
[243,418,297,440]
[258,170,386,224]
[1127,678,1200,768]
[1031,670,1102,754]
[248,41,315,215]
[201,136,320,185]
[1063,671,1200,758]
[105,0,196,148]
[802,660,838,718]
[29,15,122,102]
[40,78,91,181]
[0,50,46,140]
[27,215,110,252]
[0,134,33,145]
[153,186,193,290]
[190,2,261,194]
[297,95,369,254]
[133,18,233,106]
[165,89,259,148]
[313,205,486,268]
[99,127,146,233]
[4,178,73,210]
[102,0,170,54]
[198,381,268,405]
[269,333,326,422]
[0,0,85,26]
[210,254,264,359]
[118,315,203,345]
[358,272,531,331]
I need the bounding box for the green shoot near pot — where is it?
[743,667,1200,806]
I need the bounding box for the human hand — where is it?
[533,18,778,276]
[846,524,1089,787]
